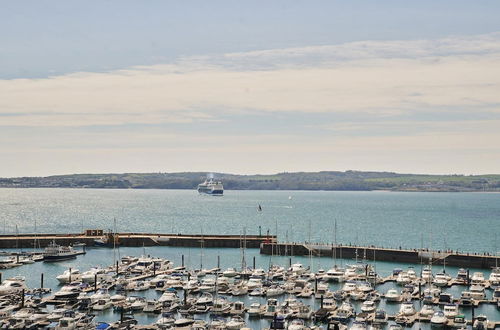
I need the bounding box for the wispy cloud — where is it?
[1,33,500,127]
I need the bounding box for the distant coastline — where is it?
[1,171,499,192]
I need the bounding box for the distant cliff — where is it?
[1,171,499,192]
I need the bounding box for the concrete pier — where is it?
[260,242,500,269]
[0,232,276,249]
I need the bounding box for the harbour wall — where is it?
[0,233,275,249]
[259,243,499,269]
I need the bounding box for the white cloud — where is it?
[1,33,500,127]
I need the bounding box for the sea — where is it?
[0,188,499,328]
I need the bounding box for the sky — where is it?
[1,1,500,177]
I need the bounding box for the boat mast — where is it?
[113,217,117,267]
[200,225,204,270]
[333,219,337,267]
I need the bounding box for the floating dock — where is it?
[0,232,275,249]
[260,242,500,269]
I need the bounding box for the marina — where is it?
[0,245,499,329]
[0,189,499,328]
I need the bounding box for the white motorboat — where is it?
[90,288,110,303]
[385,289,401,302]
[325,267,345,282]
[399,301,416,316]
[143,300,159,313]
[488,267,500,286]
[156,312,175,328]
[81,268,112,283]
[419,304,435,317]
[130,297,147,311]
[443,304,458,319]
[433,273,449,287]
[223,267,238,277]
[54,283,82,299]
[342,280,357,292]
[247,302,264,317]
[430,311,447,327]
[56,269,82,284]
[373,310,388,324]
[469,285,486,300]
[0,276,28,295]
[230,301,245,316]
[396,272,411,285]
[211,298,231,315]
[93,298,112,311]
[266,285,285,297]
[471,272,485,284]
[55,317,76,330]
[289,263,306,275]
[421,266,433,281]
[226,316,245,329]
[473,314,489,330]
[361,300,376,313]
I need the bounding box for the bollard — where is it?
[315,278,318,293]
[182,255,184,267]
[116,261,119,275]
[21,289,25,308]
[259,226,262,236]
[153,262,156,276]
[17,255,19,263]
[94,274,98,291]
[0,272,2,284]
[289,257,292,268]
[41,273,44,289]
[217,256,220,269]
[69,267,72,283]
[253,256,256,269]
[321,295,324,309]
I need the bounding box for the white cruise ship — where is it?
[197,178,223,195]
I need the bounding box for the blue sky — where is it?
[1,1,500,176]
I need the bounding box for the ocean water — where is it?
[1,188,499,252]
[0,188,499,328]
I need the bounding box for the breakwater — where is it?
[0,232,276,249]
[260,243,500,269]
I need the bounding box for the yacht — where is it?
[93,298,112,311]
[469,284,486,300]
[361,300,376,313]
[373,310,388,324]
[419,304,435,317]
[229,301,245,316]
[493,287,500,302]
[385,289,401,302]
[473,315,489,330]
[325,267,345,282]
[433,273,449,287]
[226,316,245,329]
[430,311,448,327]
[54,283,82,299]
[456,269,469,283]
[421,266,433,281]
[471,272,485,284]
[56,269,82,284]
[489,267,500,286]
[197,177,223,195]
[43,242,80,261]
[399,301,416,316]
[247,302,264,317]
[0,276,28,295]
[443,304,459,319]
